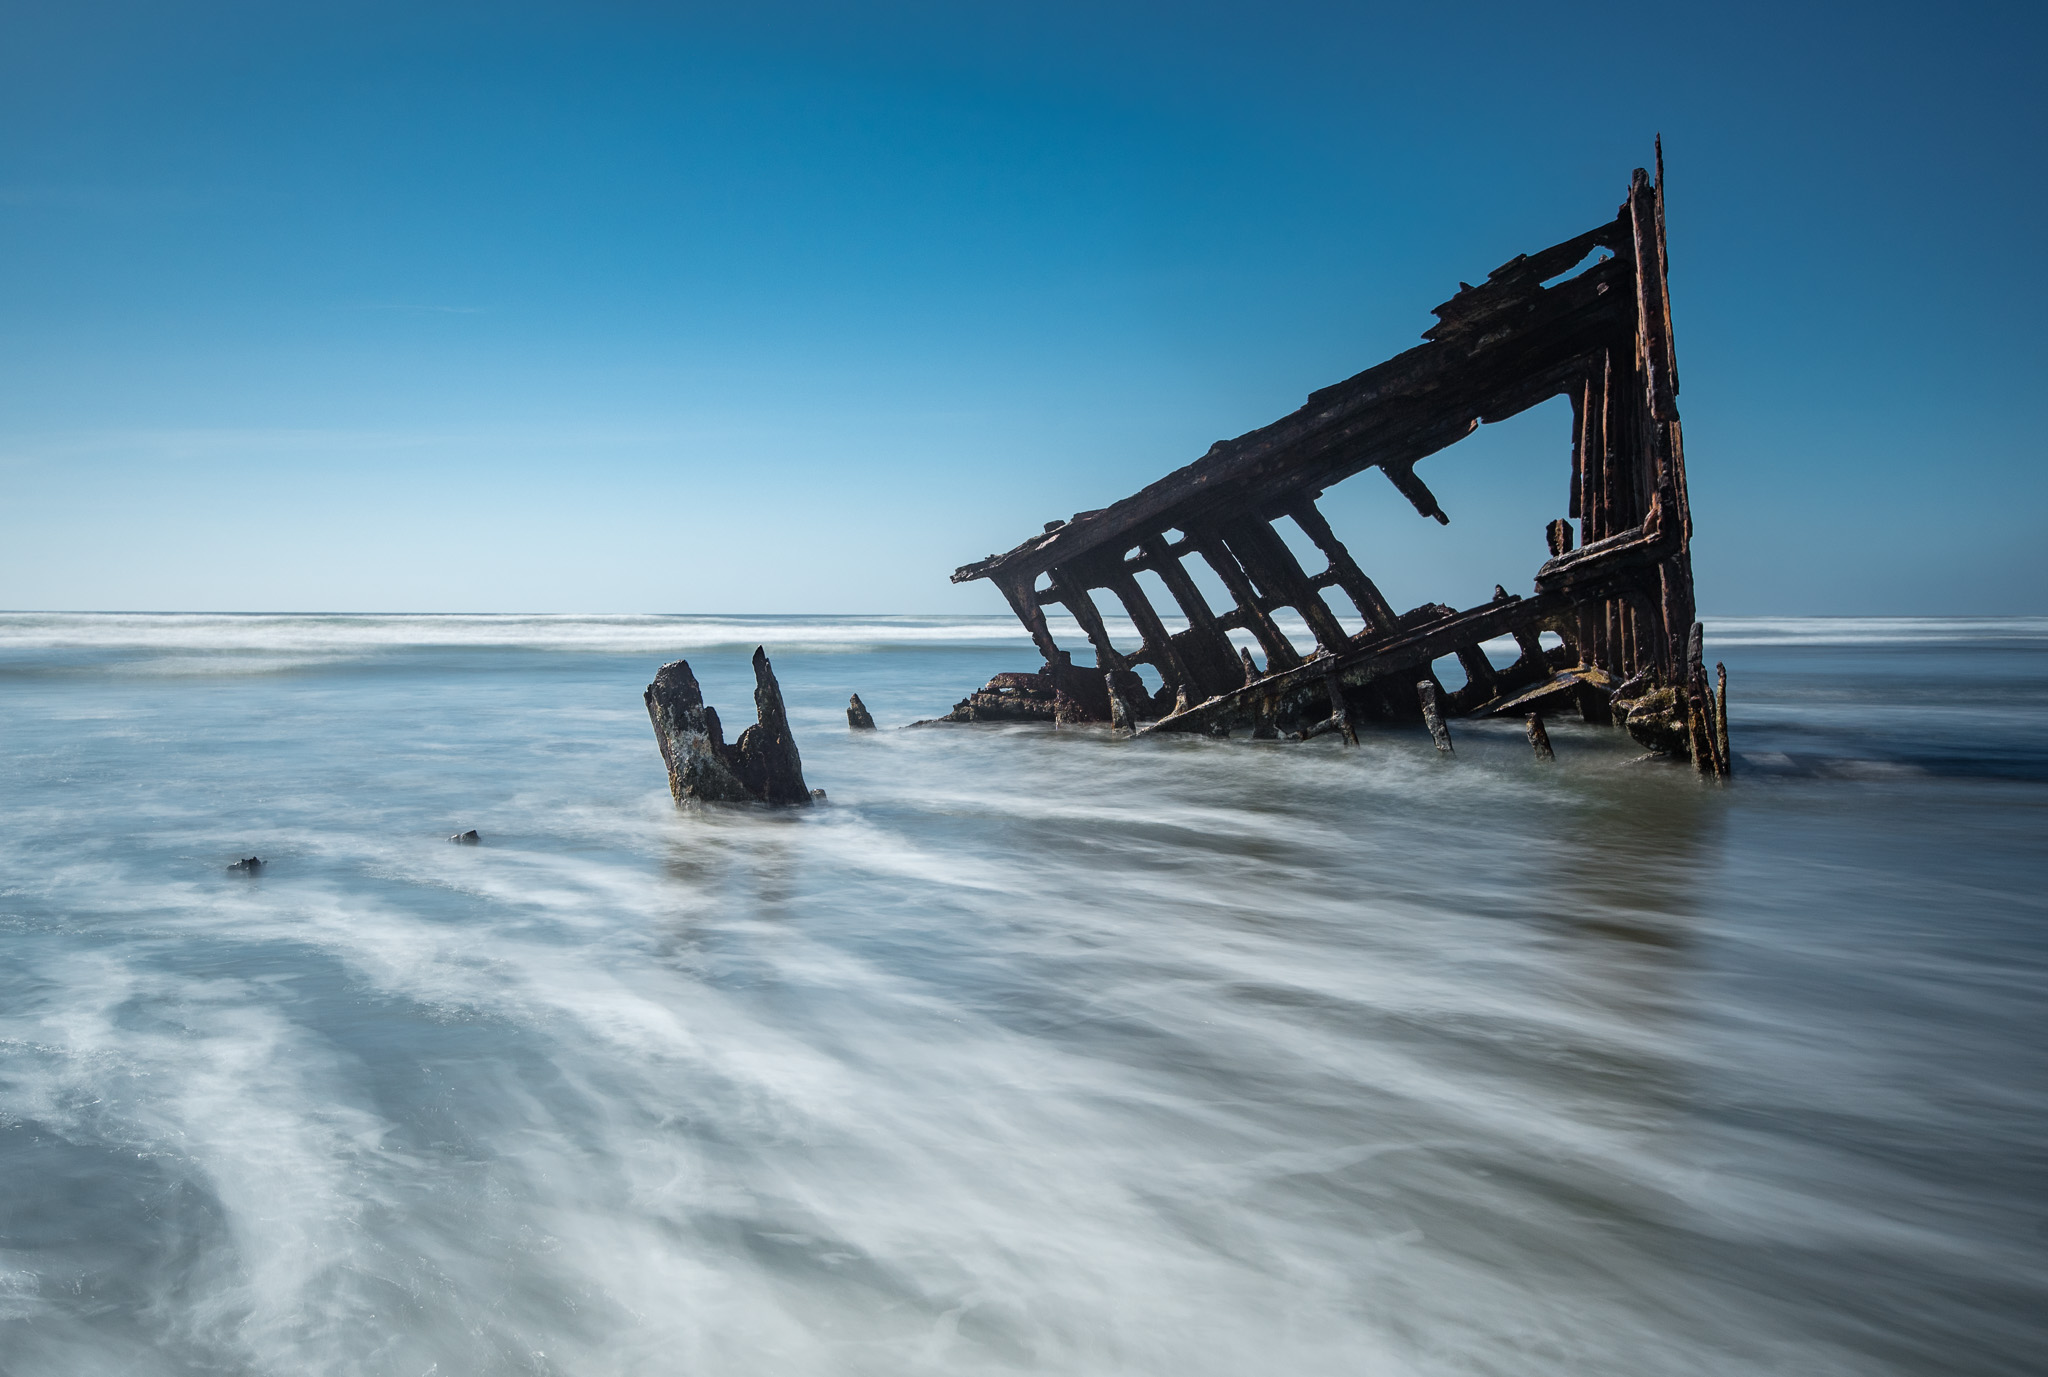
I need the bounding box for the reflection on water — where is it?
[0,615,2043,1376]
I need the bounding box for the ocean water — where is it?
[1,612,2043,1377]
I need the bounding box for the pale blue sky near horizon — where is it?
[1,0,2041,616]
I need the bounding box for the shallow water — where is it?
[1,613,2043,1376]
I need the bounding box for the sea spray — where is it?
[1,614,2044,1375]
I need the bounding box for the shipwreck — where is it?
[940,150,1730,776]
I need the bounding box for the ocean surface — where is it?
[1,612,2043,1377]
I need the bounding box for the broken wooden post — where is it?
[847,694,876,730]
[1687,622,1720,774]
[1681,619,1731,779]
[645,659,754,803]
[1525,711,1554,760]
[1252,691,1279,739]
[1686,689,1715,777]
[1325,671,1358,746]
[1105,673,1142,734]
[645,647,812,806]
[1418,680,1453,753]
[1716,662,1732,777]
[736,648,813,804]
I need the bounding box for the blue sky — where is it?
[1,0,2041,614]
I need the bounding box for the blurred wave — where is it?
[0,617,2043,1375]
[6,611,2040,675]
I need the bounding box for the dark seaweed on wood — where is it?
[944,151,1722,767]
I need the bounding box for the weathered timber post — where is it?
[1325,671,1358,746]
[1526,712,1555,760]
[1105,673,1142,735]
[646,660,756,804]
[737,648,812,804]
[1418,681,1453,754]
[645,648,813,806]
[1715,662,1732,777]
[1685,621,1712,777]
[1687,692,1715,777]
[1252,691,1279,740]
[1680,620,1732,780]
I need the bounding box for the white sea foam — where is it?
[1699,615,2048,646]
[1,617,2042,1374]
[0,611,1044,654]
[7,611,2036,662]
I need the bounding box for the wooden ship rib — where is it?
[940,150,1729,775]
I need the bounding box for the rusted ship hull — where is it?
[941,150,1729,776]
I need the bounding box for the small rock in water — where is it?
[847,694,876,731]
[227,856,263,873]
[450,830,480,844]
[810,788,828,801]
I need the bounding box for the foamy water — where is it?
[1,615,2043,1375]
